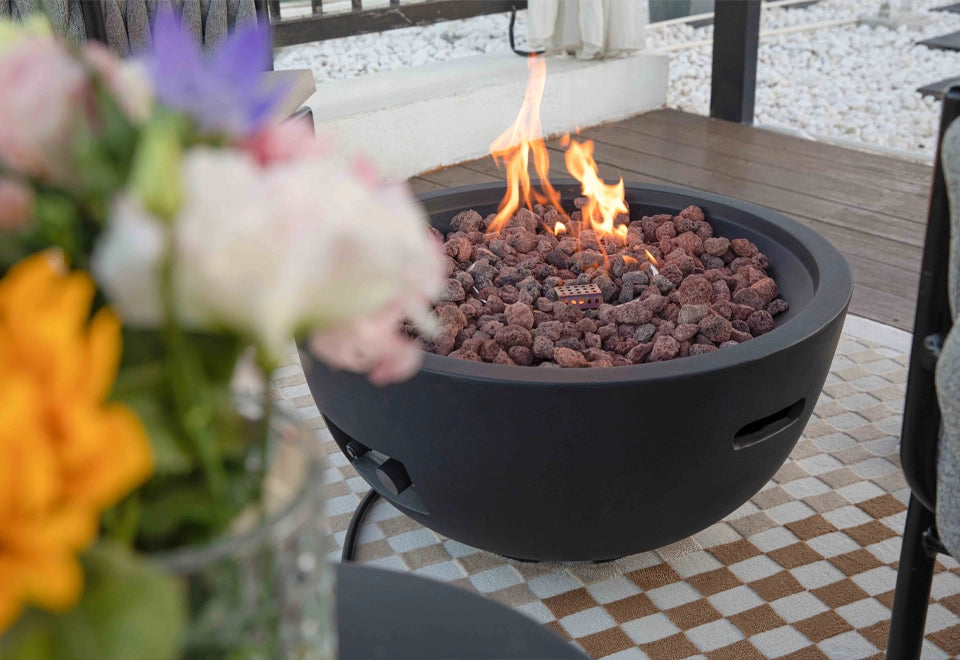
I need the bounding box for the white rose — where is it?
[93,146,442,365]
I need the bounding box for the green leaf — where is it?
[1,542,185,660]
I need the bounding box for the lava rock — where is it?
[554,347,589,368]
[698,314,733,343]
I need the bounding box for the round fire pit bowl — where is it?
[301,182,853,562]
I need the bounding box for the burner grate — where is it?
[555,283,602,309]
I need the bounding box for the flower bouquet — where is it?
[0,12,442,659]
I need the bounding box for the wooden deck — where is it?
[408,109,933,332]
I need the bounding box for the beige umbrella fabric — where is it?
[527,0,647,59]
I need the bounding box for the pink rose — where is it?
[0,37,88,181]
[0,178,33,230]
[242,120,331,166]
[309,302,426,386]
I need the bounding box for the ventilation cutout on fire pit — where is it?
[733,398,806,451]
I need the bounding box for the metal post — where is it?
[887,495,937,659]
[710,0,761,124]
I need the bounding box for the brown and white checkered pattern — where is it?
[273,326,960,660]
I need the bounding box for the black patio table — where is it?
[336,564,587,659]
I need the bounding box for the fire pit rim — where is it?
[411,181,853,386]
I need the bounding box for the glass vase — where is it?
[153,400,335,660]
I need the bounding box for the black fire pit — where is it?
[301,182,853,562]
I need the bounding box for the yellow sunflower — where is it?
[0,251,153,632]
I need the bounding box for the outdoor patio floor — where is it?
[407,108,934,332]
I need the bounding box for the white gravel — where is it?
[650,0,960,158]
[276,0,960,159]
[274,11,528,81]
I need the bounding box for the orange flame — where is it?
[644,249,660,275]
[554,221,567,236]
[564,138,629,242]
[489,56,565,232]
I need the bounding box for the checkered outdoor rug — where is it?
[273,318,960,660]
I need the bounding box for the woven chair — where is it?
[0,0,266,54]
[886,85,960,659]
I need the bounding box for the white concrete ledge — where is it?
[304,52,668,181]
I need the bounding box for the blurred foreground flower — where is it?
[0,18,150,184]
[94,132,444,372]
[0,178,33,230]
[0,252,152,631]
[143,11,284,136]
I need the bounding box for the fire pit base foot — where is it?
[342,489,381,563]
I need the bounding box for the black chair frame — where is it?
[887,86,960,659]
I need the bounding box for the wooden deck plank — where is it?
[407,110,931,332]
[611,111,931,196]
[581,122,927,222]
[652,108,932,184]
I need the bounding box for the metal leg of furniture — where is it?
[341,489,381,563]
[887,494,938,659]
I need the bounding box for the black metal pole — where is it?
[710,0,761,124]
[887,495,938,659]
[253,0,275,70]
[899,86,960,510]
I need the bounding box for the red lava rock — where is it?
[615,301,654,325]
[674,232,704,256]
[495,325,533,348]
[434,329,457,356]
[673,324,699,342]
[451,209,483,233]
[679,205,705,222]
[649,335,680,362]
[701,254,725,270]
[711,280,731,301]
[732,287,765,310]
[719,340,740,349]
[676,275,713,305]
[747,310,775,336]
[506,230,539,254]
[505,302,535,329]
[448,349,482,362]
[751,278,780,304]
[732,304,756,322]
[554,347,589,368]
[703,237,730,257]
[677,303,711,325]
[698,314,733,343]
[535,320,563,341]
[493,350,516,365]
[508,345,534,366]
[438,304,468,331]
[576,318,599,334]
[626,342,653,364]
[711,300,734,320]
[767,298,789,315]
[532,335,555,359]
[730,238,759,258]
[422,203,785,367]
[689,344,718,355]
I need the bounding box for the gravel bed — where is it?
[276,0,960,158]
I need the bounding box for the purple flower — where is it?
[144,11,286,136]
